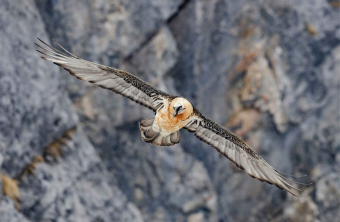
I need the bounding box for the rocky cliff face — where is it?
[0,0,339,222]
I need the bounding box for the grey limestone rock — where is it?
[0,0,76,177]
[0,197,32,222]
[1,0,339,221]
[19,130,144,222]
[85,122,217,222]
[0,0,144,221]
[168,0,340,221]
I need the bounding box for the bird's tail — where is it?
[139,117,180,146]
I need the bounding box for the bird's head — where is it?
[173,103,185,117]
[170,97,193,119]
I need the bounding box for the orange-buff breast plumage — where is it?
[156,97,193,133]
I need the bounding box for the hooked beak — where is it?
[173,105,181,117]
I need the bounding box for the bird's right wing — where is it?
[185,109,309,196]
[36,39,173,112]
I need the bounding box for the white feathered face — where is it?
[169,97,193,120]
[173,103,185,117]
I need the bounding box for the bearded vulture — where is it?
[36,38,309,196]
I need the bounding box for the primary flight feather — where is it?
[36,38,309,196]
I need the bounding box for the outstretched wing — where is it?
[185,108,307,196]
[36,39,171,112]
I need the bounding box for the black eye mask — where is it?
[173,106,182,117]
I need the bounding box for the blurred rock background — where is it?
[0,0,339,221]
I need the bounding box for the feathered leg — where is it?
[139,117,180,146]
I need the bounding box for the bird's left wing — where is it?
[36,39,171,112]
[185,108,306,196]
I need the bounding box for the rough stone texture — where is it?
[168,0,340,221]
[0,197,32,222]
[0,144,3,201]
[85,123,216,222]
[19,131,144,222]
[0,0,76,177]
[34,0,184,100]
[1,0,339,222]
[0,0,144,221]
[121,26,179,93]
[34,0,184,59]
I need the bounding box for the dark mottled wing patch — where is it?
[36,39,173,111]
[185,108,304,196]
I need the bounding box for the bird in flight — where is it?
[36,39,309,196]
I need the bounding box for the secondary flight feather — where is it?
[36,38,310,196]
